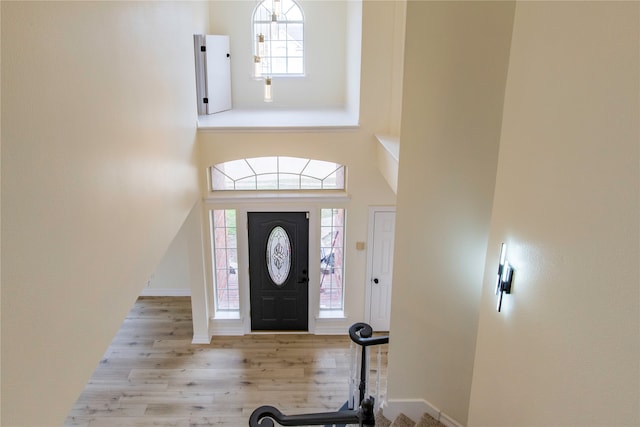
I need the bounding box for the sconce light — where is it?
[264,76,273,103]
[495,243,514,312]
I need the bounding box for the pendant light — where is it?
[264,77,273,103]
[273,0,282,18]
[256,33,265,57]
[254,56,262,79]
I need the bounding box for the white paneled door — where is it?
[204,35,232,114]
[366,208,396,331]
[194,34,232,115]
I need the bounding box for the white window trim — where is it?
[204,201,351,334]
[205,191,350,204]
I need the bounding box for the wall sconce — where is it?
[495,243,514,312]
[264,76,273,103]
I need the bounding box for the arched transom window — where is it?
[253,0,304,76]
[210,157,345,191]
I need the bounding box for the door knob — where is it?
[298,270,309,284]
[373,278,379,284]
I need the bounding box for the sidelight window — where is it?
[319,208,345,312]
[210,209,239,313]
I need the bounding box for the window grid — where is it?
[210,157,346,191]
[320,208,345,311]
[210,210,239,312]
[253,0,304,76]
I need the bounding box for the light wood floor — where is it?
[65,297,388,427]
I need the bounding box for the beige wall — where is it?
[1,2,208,425]
[196,0,402,330]
[387,1,515,424]
[144,201,206,296]
[198,130,397,329]
[207,0,349,109]
[468,2,639,425]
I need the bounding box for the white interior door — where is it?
[204,35,232,114]
[366,208,396,331]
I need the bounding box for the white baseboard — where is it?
[313,324,350,335]
[191,334,212,344]
[209,319,245,336]
[140,288,191,297]
[383,399,463,427]
[439,411,464,427]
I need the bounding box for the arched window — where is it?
[210,156,345,191]
[253,0,304,76]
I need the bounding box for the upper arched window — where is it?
[210,157,345,191]
[253,0,304,76]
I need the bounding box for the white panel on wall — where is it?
[194,34,232,115]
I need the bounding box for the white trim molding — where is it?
[209,318,245,336]
[191,334,212,345]
[383,399,463,427]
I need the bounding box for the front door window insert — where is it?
[266,226,292,286]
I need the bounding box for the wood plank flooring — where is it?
[65,297,388,427]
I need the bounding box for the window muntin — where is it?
[210,209,239,312]
[253,0,304,76]
[210,156,345,191]
[319,208,345,312]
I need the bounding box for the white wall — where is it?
[207,0,350,109]
[468,2,639,426]
[1,2,208,425]
[387,2,515,424]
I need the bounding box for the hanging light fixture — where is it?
[264,77,273,103]
[270,12,278,38]
[254,56,262,79]
[273,0,282,19]
[256,33,265,57]
[270,0,279,38]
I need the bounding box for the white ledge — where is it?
[375,134,400,161]
[375,134,400,194]
[197,108,360,131]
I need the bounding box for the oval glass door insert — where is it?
[266,226,291,286]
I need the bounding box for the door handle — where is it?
[373,278,379,284]
[298,270,308,284]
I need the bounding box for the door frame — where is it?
[247,211,310,331]
[236,206,320,334]
[364,206,396,329]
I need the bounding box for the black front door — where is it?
[248,212,309,331]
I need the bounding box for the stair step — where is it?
[415,412,442,427]
[376,411,447,427]
[390,413,415,427]
[375,409,392,427]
